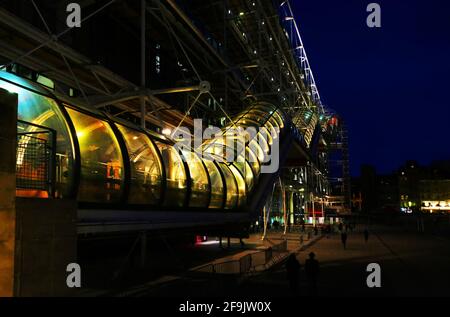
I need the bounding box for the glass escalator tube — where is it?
[65,107,125,203]
[115,123,163,205]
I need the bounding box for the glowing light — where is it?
[0,81,21,94]
[162,128,172,136]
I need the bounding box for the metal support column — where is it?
[140,0,146,129]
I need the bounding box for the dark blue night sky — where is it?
[291,0,450,176]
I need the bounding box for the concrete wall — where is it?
[0,88,78,296]
[0,89,17,297]
[15,198,77,296]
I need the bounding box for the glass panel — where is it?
[263,119,275,134]
[203,136,241,163]
[203,159,224,209]
[247,109,271,120]
[246,147,260,178]
[253,105,284,128]
[240,113,267,125]
[218,163,238,209]
[272,111,285,128]
[237,118,261,130]
[181,150,210,208]
[155,141,188,207]
[66,108,124,202]
[236,116,275,146]
[256,132,270,154]
[1,77,75,199]
[253,103,275,113]
[247,110,281,136]
[228,164,246,207]
[233,160,254,191]
[116,124,162,205]
[267,115,281,131]
[258,126,273,145]
[249,139,265,163]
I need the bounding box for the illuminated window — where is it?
[155,141,187,207]
[66,108,124,203]
[36,74,55,90]
[116,124,163,205]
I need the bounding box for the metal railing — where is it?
[16,119,56,198]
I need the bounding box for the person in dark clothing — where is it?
[305,252,319,296]
[364,229,369,243]
[338,223,343,232]
[326,224,331,238]
[341,232,348,249]
[286,253,301,293]
[314,226,318,236]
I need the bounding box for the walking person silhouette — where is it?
[286,253,301,294]
[364,228,369,243]
[305,252,319,296]
[341,231,348,250]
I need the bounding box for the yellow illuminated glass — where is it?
[246,147,260,178]
[218,163,238,209]
[155,141,187,207]
[233,159,254,191]
[249,139,265,163]
[0,76,75,198]
[203,158,224,209]
[182,150,210,208]
[116,124,163,205]
[66,108,124,203]
[228,164,246,207]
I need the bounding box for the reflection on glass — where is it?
[155,141,187,207]
[266,116,280,132]
[1,77,75,198]
[233,160,254,191]
[218,163,238,209]
[203,158,224,208]
[66,108,123,202]
[203,136,239,163]
[256,132,270,155]
[238,117,262,128]
[258,127,273,145]
[228,164,246,207]
[272,111,284,128]
[246,147,260,178]
[182,150,210,208]
[249,139,265,163]
[116,124,162,205]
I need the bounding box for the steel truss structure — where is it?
[0,0,350,226]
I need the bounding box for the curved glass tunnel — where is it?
[1,71,286,210]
